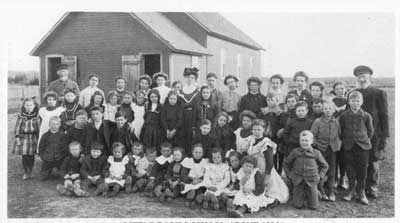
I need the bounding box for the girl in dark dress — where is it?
[60,89,83,131]
[194,85,219,126]
[117,91,135,123]
[161,90,183,146]
[178,67,200,155]
[140,89,163,149]
[212,111,235,154]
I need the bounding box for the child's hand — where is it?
[64,174,71,179]
[115,176,123,181]
[243,187,252,194]
[93,175,101,181]
[172,181,179,188]
[87,176,94,182]
[208,186,217,192]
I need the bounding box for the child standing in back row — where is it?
[13,97,40,180]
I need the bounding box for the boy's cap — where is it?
[56,63,68,71]
[354,65,373,76]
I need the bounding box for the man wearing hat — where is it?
[221,74,242,129]
[153,72,171,104]
[354,65,389,198]
[47,63,80,104]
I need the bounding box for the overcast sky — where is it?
[6,9,395,78]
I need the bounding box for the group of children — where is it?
[12,67,377,217]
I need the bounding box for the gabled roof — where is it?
[187,12,265,50]
[130,13,211,56]
[30,12,211,56]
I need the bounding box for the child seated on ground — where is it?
[192,119,217,159]
[146,142,173,199]
[219,151,241,213]
[229,156,273,218]
[56,141,89,197]
[201,147,230,210]
[131,147,157,192]
[38,116,67,180]
[127,141,144,167]
[65,109,88,150]
[80,142,108,196]
[283,130,329,210]
[181,144,209,207]
[103,142,134,197]
[162,147,186,201]
[311,100,341,201]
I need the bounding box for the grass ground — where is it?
[7,88,395,218]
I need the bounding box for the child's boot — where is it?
[74,186,90,197]
[327,190,336,202]
[358,190,369,205]
[110,185,120,197]
[343,186,356,201]
[210,194,220,210]
[202,193,210,209]
[131,183,139,193]
[56,184,69,196]
[196,193,205,206]
[125,176,133,193]
[165,188,173,202]
[185,190,195,207]
[226,199,234,213]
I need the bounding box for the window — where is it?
[191,55,199,69]
[220,48,226,77]
[236,54,241,78]
[249,56,254,75]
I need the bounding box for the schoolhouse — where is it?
[30,12,264,95]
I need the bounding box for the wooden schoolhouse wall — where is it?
[38,12,171,95]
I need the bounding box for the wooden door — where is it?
[122,55,141,91]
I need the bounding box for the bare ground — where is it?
[7,89,395,218]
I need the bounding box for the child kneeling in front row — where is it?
[103,142,134,197]
[283,130,328,210]
[56,141,89,197]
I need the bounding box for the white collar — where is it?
[156,155,173,165]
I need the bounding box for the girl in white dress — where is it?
[130,90,146,139]
[38,91,65,145]
[230,155,273,217]
[181,144,209,207]
[243,119,290,206]
[201,148,230,210]
[103,142,133,197]
[153,72,171,104]
[79,73,105,108]
[103,91,119,123]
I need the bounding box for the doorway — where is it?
[46,56,62,84]
[143,54,161,77]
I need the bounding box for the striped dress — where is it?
[13,112,41,155]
